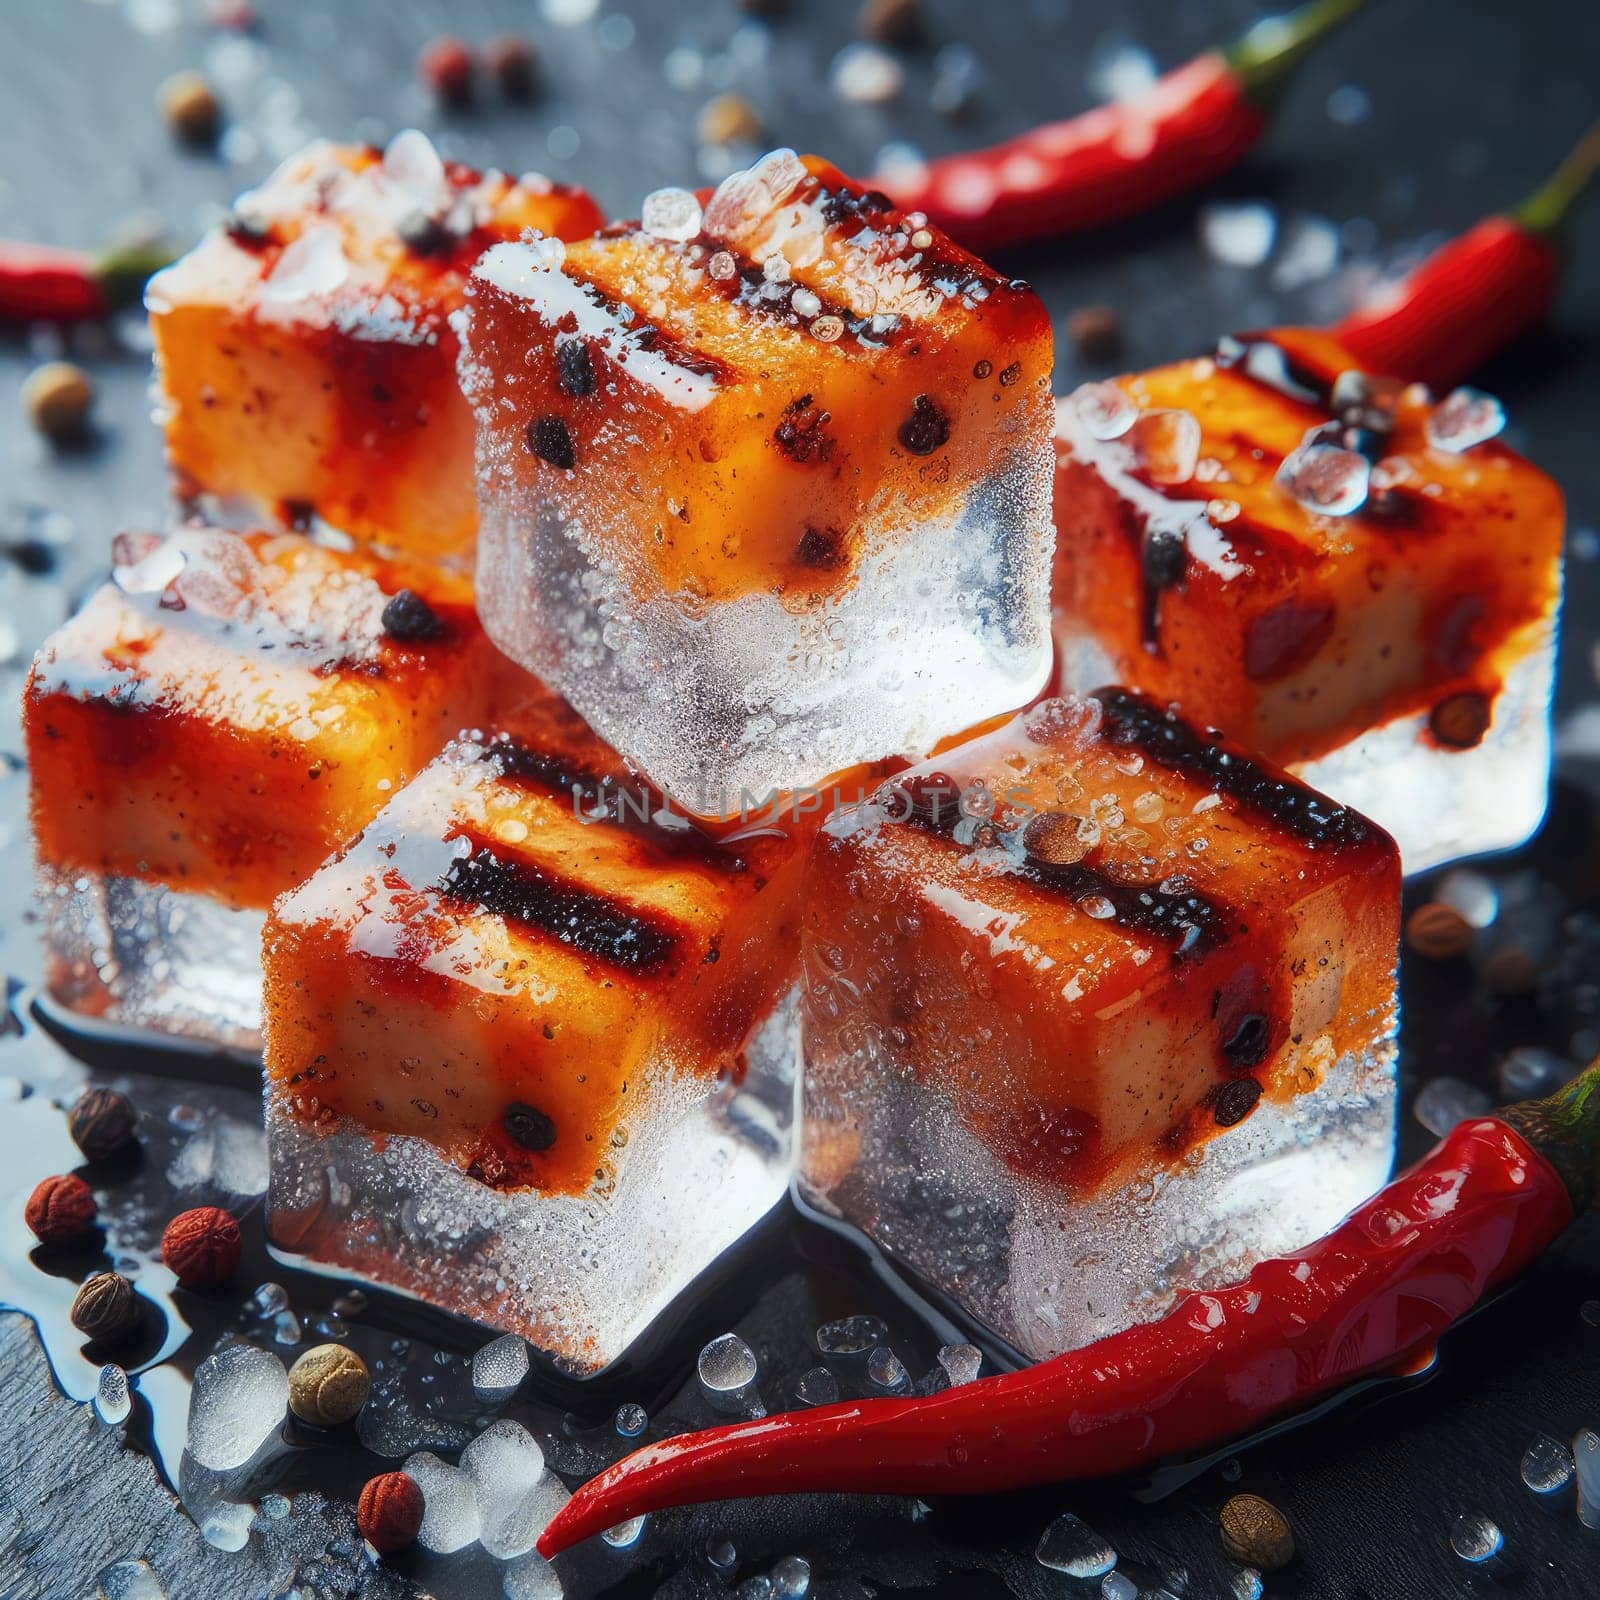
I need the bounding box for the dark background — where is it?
[1,2,1599,1598]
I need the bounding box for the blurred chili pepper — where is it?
[0,236,178,323]
[538,1056,1600,1554]
[1334,122,1600,389]
[877,0,1366,253]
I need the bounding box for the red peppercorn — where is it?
[161,1205,241,1288]
[419,37,475,107]
[358,1470,425,1554]
[25,1173,98,1246]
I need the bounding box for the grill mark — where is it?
[480,736,748,874]
[556,263,736,384]
[695,227,881,347]
[899,801,1225,959]
[1215,332,1334,410]
[1091,687,1377,852]
[439,834,682,974]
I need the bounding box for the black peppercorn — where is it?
[1213,1078,1263,1128]
[71,1271,139,1342]
[557,340,596,398]
[528,415,576,469]
[504,1103,557,1152]
[381,589,444,643]
[897,394,950,456]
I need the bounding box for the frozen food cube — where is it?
[148,131,603,569]
[459,148,1055,816]
[1052,329,1564,873]
[262,686,835,1372]
[24,525,521,1051]
[797,690,1400,1362]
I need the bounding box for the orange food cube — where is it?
[25,526,521,1049]
[148,131,602,569]
[798,690,1400,1360]
[262,686,839,1370]
[461,149,1055,812]
[1052,329,1564,872]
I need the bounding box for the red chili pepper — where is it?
[538,1058,1600,1555]
[877,0,1366,253]
[0,236,179,324]
[1333,122,1600,389]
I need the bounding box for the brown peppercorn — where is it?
[159,71,221,146]
[1405,901,1473,961]
[1480,945,1540,997]
[358,1470,425,1554]
[25,1174,98,1246]
[419,36,475,107]
[71,1271,139,1342]
[860,0,923,46]
[22,362,94,444]
[1219,1492,1295,1571]
[484,33,539,99]
[68,1086,139,1162]
[161,1205,241,1288]
[288,1343,371,1426]
[1429,691,1492,750]
[698,92,762,148]
[1023,811,1090,866]
[1067,304,1126,365]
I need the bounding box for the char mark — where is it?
[1091,688,1375,852]
[901,799,1224,959]
[560,267,735,384]
[480,736,747,873]
[440,837,680,974]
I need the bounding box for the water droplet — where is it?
[1128,408,1201,485]
[602,1514,647,1548]
[867,1347,907,1390]
[615,1402,648,1437]
[95,1363,131,1425]
[795,1366,840,1406]
[1521,1432,1574,1495]
[815,1315,886,1356]
[1449,1512,1503,1563]
[770,1554,811,1599]
[698,1332,758,1402]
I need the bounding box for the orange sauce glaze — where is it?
[150,140,603,568]
[24,527,526,912]
[1052,327,1563,766]
[802,690,1400,1198]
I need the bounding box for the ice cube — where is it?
[798,692,1400,1359]
[1101,1573,1138,1600]
[472,1334,531,1402]
[482,1474,572,1561]
[96,1363,132,1425]
[1036,1511,1117,1578]
[504,1553,565,1600]
[26,526,520,1052]
[640,187,702,242]
[186,1343,288,1470]
[248,1283,289,1317]
[866,1347,908,1391]
[146,135,602,569]
[463,1419,547,1549]
[1426,387,1506,454]
[405,1451,483,1554]
[936,1343,982,1388]
[262,688,801,1374]
[795,1367,839,1407]
[459,151,1054,814]
[815,1315,887,1356]
[1052,328,1564,874]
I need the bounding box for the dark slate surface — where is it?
[1,2,1599,1598]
